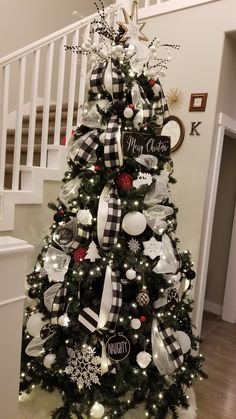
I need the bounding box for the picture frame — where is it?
[161,115,185,153]
[189,93,208,111]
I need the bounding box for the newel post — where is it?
[0,237,33,419]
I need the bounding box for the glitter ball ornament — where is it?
[90,402,105,418]
[74,247,87,263]
[123,106,134,118]
[58,313,70,327]
[136,351,152,368]
[116,173,133,190]
[185,269,196,280]
[43,353,56,369]
[149,79,155,88]
[136,290,150,306]
[126,268,136,280]
[131,318,141,329]
[122,212,147,236]
[77,209,93,225]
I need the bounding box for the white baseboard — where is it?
[204,300,222,315]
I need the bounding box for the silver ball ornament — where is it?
[126,268,136,280]
[90,402,105,418]
[123,107,133,119]
[131,318,141,330]
[43,353,56,369]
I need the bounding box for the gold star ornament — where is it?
[119,0,149,43]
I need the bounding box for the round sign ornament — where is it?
[106,334,131,362]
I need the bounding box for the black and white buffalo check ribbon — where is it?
[51,284,68,324]
[158,321,183,370]
[104,115,121,168]
[102,181,121,250]
[78,268,122,334]
[153,79,169,126]
[90,59,125,102]
[73,129,100,166]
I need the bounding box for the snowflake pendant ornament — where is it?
[128,238,140,253]
[143,236,163,260]
[65,344,101,390]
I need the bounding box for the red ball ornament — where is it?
[94,164,101,172]
[74,247,87,263]
[116,173,133,190]
[129,104,134,110]
[149,79,155,88]
[140,315,147,323]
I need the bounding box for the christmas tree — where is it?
[20,1,206,418]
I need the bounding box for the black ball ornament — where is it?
[133,388,145,402]
[28,288,37,299]
[185,270,196,280]
[53,209,64,223]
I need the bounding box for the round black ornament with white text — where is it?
[106,334,131,362]
[40,323,57,339]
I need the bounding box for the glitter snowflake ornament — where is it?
[65,344,101,390]
[128,238,140,253]
[143,236,163,260]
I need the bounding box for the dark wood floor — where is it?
[194,311,236,419]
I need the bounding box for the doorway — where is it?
[193,113,236,334]
[204,134,236,320]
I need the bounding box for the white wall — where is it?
[143,0,236,284]
[0,0,111,58]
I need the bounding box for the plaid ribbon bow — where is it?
[51,284,68,325]
[158,321,184,369]
[73,129,100,166]
[104,115,121,168]
[102,181,122,250]
[90,59,125,102]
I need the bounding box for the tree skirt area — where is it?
[19,387,197,419]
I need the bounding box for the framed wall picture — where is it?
[161,115,185,152]
[189,93,208,111]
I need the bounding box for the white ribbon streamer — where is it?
[151,317,175,376]
[97,265,113,329]
[153,234,179,274]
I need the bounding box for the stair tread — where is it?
[6,144,41,152]
[7,126,68,136]
[36,103,78,113]
[22,110,78,123]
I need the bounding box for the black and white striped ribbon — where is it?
[78,268,122,335]
[158,321,183,370]
[99,270,122,334]
[51,284,68,325]
[102,181,121,250]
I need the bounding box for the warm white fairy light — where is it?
[159,393,163,399]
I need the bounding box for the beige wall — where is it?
[0,0,111,58]
[143,0,236,292]
[205,135,236,306]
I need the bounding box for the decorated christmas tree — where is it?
[20,1,206,418]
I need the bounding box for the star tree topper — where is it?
[119,0,149,43]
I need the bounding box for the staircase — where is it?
[4,103,77,189]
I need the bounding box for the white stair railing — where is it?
[0,3,123,231]
[138,0,220,19]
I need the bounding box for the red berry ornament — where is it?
[140,315,147,323]
[149,79,155,88]
[129,104,134,110]
[74,247,87,263]
[94,164,101,172]
[116,173,133,190]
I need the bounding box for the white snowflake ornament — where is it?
[128,238,140,254]
[65,344,101,390]
[143,237,163,260]
[133,173,153,189]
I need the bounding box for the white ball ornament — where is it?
[131,318,141,330]
[26,313,48,337]
[122,212,147,236]
[126,268,136,280]
[136,351,152,368]
[90,402,105,418]
[43,354,56,369]
[174,331,191,354]
[123,106,133,119]
[58,314,70,327]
